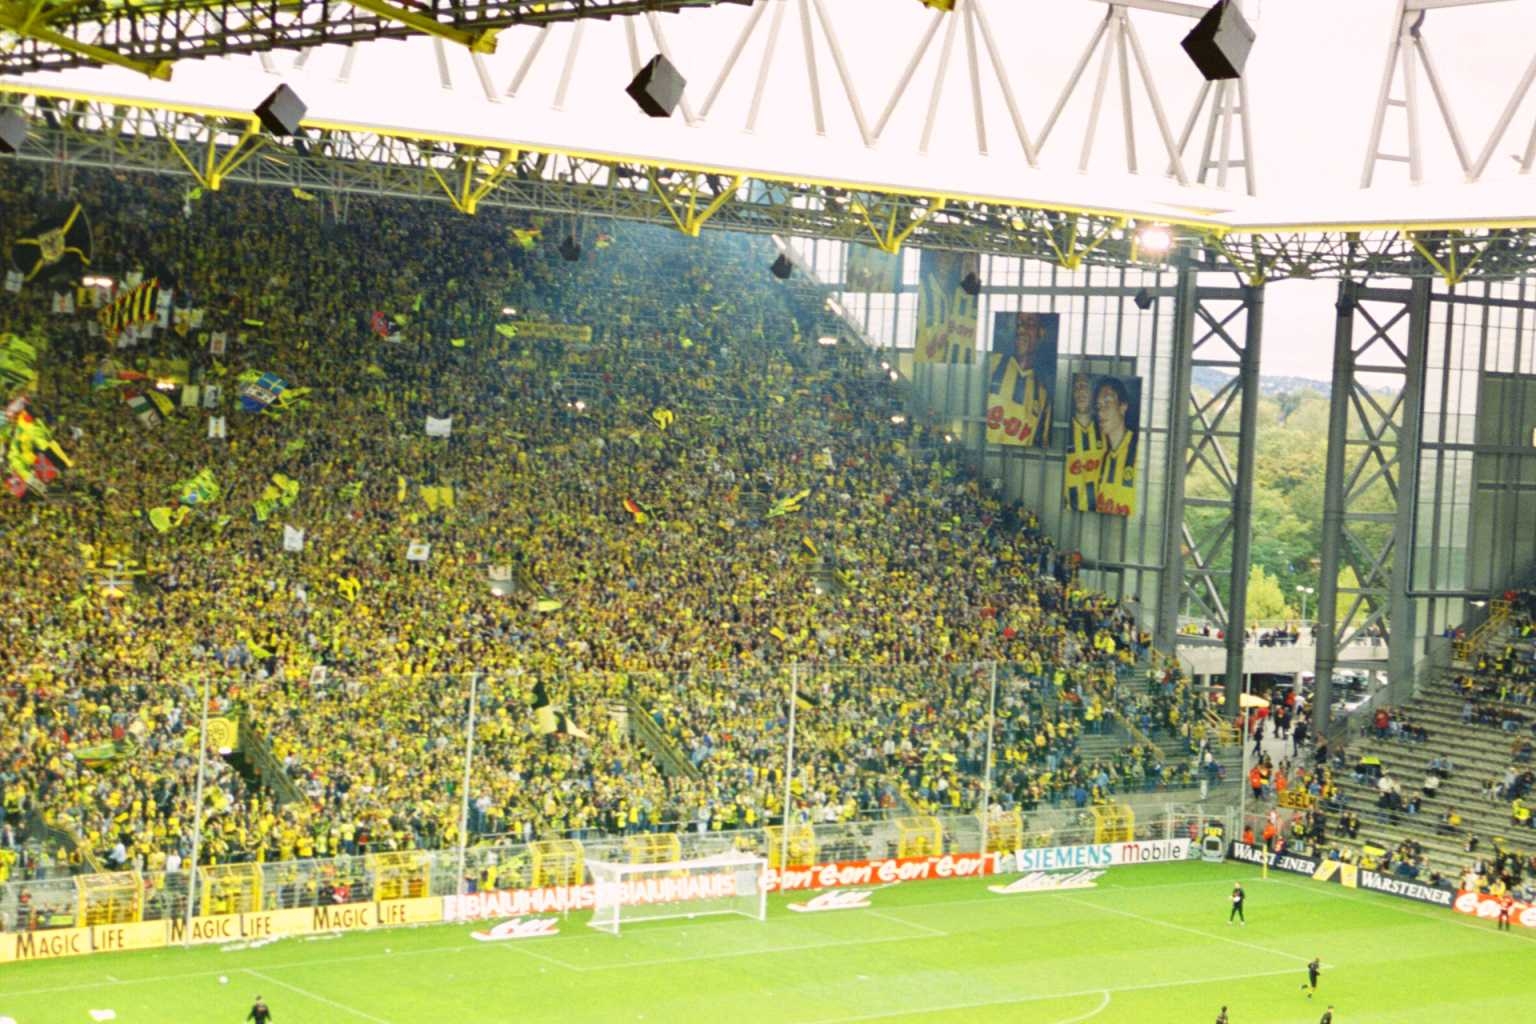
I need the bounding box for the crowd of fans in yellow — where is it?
[1,167,1189,888]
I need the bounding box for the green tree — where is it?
[1245,564,1292,624]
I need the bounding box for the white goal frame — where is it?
[585,851,768,936]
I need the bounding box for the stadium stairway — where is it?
[624,696,702,781]
[234,715,306,807]
[1305,627,1534,882]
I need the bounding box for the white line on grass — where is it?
[7,943,477,999]
[246,968,393,1024]
[795,964,1298,1023]
[1054,990,1111,1024]
[1265,877,1536,944]
[0,872,1321,1001]
[508,930,926,972]
[864,909,949,938]
[502,941,584,972]
[1060,894,1313,964]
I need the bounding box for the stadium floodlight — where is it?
[586,852,767,936]
[254,84,307,136]
[1182,1,1257,82]
[500,305,517,316]
[960,272,982,297]
[891,414,907,425]
[770,254,793,279]
[627,54,687,118]
[1133,288,1155,310]
[1008,213,1026,231]
[817,335,838,347]
[1136,223,1174,256]
[559,236,582,262]
[889,370,900,381]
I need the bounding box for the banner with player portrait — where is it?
[1063,372,1141,517]
[984,312,1058,448]
[914,250,979,365]
[845,244,900,292]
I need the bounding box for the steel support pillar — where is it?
[1169,279,1263,712]
[1313,281,1357,735]
[1222,284,1264,713]
[1388,278,1431,699]
[1314,278,1429,735]
[1156,268,1199,650]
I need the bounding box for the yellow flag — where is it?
[146,390,175,417]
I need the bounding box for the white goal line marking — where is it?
[796,965,1297,1024]
[246,968,394,1024]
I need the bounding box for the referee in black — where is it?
[1318,1006,1335,1024]
[1215,1006,1230,1024]
[247,995,273,1023]
[1301,956,1321,998]
[1228,882,1246,925]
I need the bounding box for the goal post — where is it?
[586,851,767,936]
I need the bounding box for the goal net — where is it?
[586,851,767,936]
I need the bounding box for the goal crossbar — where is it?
[585,851,767,935]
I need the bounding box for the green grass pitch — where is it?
[2,861,1530,1023]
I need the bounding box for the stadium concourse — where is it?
[0,166,1219,902]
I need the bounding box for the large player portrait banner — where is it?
[845,244,900,292]
[1064,373,1141,517]
[985,312,1058,448]
[914,250,979,364]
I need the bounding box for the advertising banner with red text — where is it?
[767,852,1000,894]
[1454,891,1536,929]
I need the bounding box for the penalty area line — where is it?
[863,909,950,938]
[1059,893,1313,964]
[246,968,394,1024]
[795,964,1296,1024]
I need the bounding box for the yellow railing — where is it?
[1454,598,1511,660]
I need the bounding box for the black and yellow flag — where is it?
[10,202,93,283]
[99,279,159,341]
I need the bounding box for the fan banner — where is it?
[914,250,978,365]
[1063,372,1141,517]
[985,312,1058,448]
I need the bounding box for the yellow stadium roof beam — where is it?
[0,1,756,76]
[0,0,173,80]
[347,0,501,55]
[5,87,1536,282]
